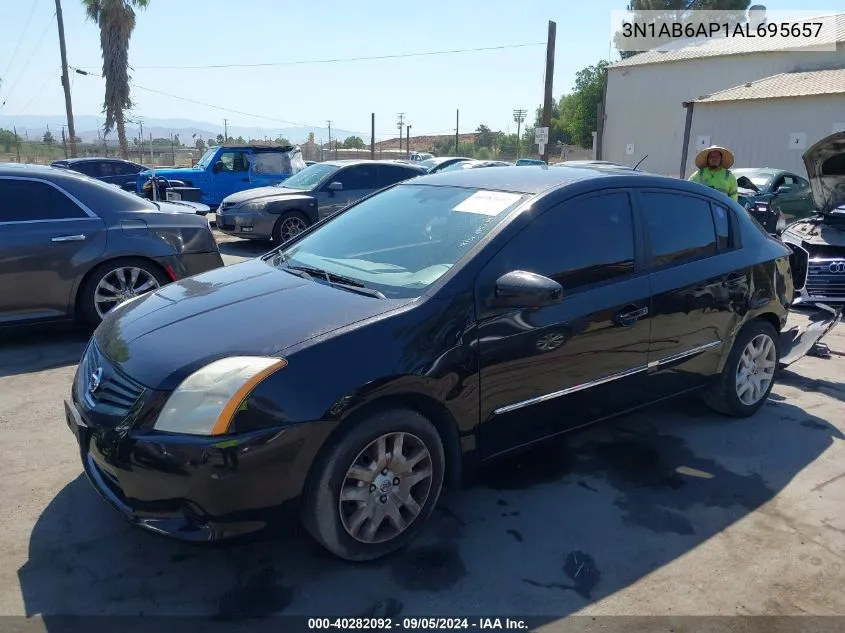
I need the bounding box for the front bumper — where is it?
[216,210,274,240]
[780,303,842,366]
[64,396,315,541]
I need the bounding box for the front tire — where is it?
[702,319,780,417]
[271,211,310,244]
[301,408,445,562]
[78,258,169,327]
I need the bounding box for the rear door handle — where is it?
[51,234,86,242]
[615,305,648,326]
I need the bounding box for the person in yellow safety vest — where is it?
[688,145,738,202]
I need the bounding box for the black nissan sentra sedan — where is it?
[65,164,837,561]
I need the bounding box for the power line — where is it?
[2,0,40,80]
[73,42,546,71]
[14,69,60,116]
[0,10,56,110]
[71,66,373,138]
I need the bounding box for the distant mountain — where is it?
[0,114,363,146]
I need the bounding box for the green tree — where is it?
[0,128,17,153]
[475,124,496,149]
[82,0,150,159]
[342,135,365,149]
[234,135,246,144]
[215,134,224,144]
[563,61,610,148]
[615,0,750,59]
[195,138,206,151]
[275,136,291,146]
[43,130,55,148]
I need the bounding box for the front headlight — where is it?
[240,200,268,213]
[154,356,287,435]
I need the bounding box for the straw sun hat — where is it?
[694,145,735,170]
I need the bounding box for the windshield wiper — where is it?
[286,264,387,299]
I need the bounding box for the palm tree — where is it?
[82,0,149,159]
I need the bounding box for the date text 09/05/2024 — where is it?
[621,21,824,39]
[307,617,529,630]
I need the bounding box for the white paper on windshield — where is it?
[452,191,522,216]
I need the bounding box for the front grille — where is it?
[806,259,845,300]
[220,201,236,212]
[77,342,145,417]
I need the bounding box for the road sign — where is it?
[535,127,549,145]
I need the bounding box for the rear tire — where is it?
[702,319,780,417]
[301,407,445,562]
[271,211,310,244]
[78,258,170,328]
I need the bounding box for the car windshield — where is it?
[276,163,337,190]
[267,184,529,299]
[733,170,772,189]
[439,161,478,173]
[194,147,218,170]
[419,158,440,168]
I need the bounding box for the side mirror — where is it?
[775,185,793,195]
[491,270,563,309]
[328,181,343,192]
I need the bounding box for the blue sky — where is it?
[0,0,842,141]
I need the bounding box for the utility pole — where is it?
[13,126,20,162]
[540,20,557,163]
[325,120,332,158]
[396,113,405,156]
[149,132,153,165]
[513,109,527,159]
[170,131,175,165]
[455,109,459,155]
[223,118,229,143]
[406,125,411,158]
[55,0,77,157]
[61,126,68,158]
[370,113,375,160]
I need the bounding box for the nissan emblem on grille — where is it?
[89,367,104,395]
[828,262,845,273]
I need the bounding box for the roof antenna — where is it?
[633,155,648,171]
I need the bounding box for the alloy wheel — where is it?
[94,267,160,318]
[279,216,307,241]
[735,333,777,406]
[536,332,566,351]
[338,432,434,544]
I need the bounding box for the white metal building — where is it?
[599,12,845,177]
[684,69,845,176]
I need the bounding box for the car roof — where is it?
[320,159,426,170]
[733,168,783,175]
[403,164,654,194]
[53,157,138,165]
[0,162,68,177]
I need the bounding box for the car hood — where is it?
[803,131,845,214]
[94,258,410,390]
[782,213,845,246]
[222,186,311,206]
[139,167,204,178]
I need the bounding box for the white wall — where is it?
[601,46,845,176]
[685,95,845,176]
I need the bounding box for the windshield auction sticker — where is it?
[453,191,523,216]
[610,9,838,54]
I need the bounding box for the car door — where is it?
[773,173,814,221]
[0,177,107,324]
[211,150,252,205]
[476,189,653,458]
[635,188,745,398]
[317,164,378,220]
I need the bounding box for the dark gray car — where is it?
[0,163,225,327]
[51,157,148,189]
[216,160,426,243]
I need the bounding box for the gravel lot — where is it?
[1,234,844,630]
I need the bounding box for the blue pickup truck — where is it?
[136,145,306,208]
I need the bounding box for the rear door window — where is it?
[334,165,378,191]
[0,179,89,223]
[74,161,103,178]
[375,165,419,189]
[640,191,717,268]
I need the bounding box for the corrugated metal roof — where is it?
[694,68,845,102]
[612,12,844,68]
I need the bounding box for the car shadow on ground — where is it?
[18,394,842,629]
[0,323,90,378]
[216,238,274,260]
[777,369,845,405]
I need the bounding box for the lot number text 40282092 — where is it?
[307,617,529,630]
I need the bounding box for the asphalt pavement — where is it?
[1,234,844,631]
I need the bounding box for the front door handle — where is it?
[615,305,648,326]
[51,234,86,243]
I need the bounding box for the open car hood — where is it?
[803,131,845,214]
